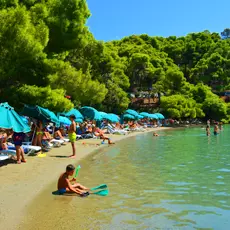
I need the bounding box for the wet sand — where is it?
[0,127,170,230]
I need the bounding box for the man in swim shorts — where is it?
[13,131,27,164]
[58,164,89,196]
[68,115,77,158]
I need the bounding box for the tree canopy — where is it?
[0,1,229,120]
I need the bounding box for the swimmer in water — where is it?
[206,125,210,136]
[153,132,159,137]
[214,124,219,136]
[57,164,89,196]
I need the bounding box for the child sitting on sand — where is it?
[57,164,89,196]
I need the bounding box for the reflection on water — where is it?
[21,127,230,230]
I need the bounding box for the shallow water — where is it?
[21,127,230,230]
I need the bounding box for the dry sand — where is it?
[0,127,170,230]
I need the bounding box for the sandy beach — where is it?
[0,127,170,230]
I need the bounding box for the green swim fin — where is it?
[90,184,107,191]
[92,189,109,196]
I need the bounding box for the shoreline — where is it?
[0,127,172,230]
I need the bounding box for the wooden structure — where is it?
[130,97,159,109]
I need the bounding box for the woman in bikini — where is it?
[35,120,43,147]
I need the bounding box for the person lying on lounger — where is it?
[57,164,89,196]
[92,125,115,144]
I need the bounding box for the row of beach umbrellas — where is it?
[123,109,164,120]
[0,102,165,133]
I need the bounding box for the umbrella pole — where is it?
[31,126,37,145]
[52,125,55,137]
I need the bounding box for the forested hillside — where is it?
[0,0,230,121]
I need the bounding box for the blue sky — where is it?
[86,0,229,41]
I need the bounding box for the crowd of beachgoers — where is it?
[0,103,166,165]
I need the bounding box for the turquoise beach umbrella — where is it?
[136,114,144,120]
[21,105,60,126]
[108,113,120,123]
[0,102,31,133]
[59,116,71,126]
[79,106,102,121]
[20,116,29,124]
[99,111,110,120]
[65,109,83,119]
[140,112,151,118]
[125,109,139,117]
[43,108,60,127]
[154,113,165,119]
[123,114,135,120]
[149,114,158,119]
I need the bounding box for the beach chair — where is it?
[0,154,10,161]
[0,149,16,156]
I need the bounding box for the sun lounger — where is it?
[50,139,64,144]
[21,145,41,155]
[6,144,41,156]
[0,154,10,161]
[0,149,16,155]
[55,137,69,142]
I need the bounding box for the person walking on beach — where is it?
[13,131,26,164]
[68,115,77,158]
[214,123,219,136]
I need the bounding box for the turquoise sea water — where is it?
[22,127,230,230]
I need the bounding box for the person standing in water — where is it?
[219,122,223,131]
[214,123,219,136]
[68,115,77,158]
[206,125,210,136]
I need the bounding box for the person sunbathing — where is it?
[92,125,114,144]
[54,128,66,141]
[57,164,89,196]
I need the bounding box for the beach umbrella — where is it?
[20,116,29,124]
[154,113,165,120]
[0,102,31,133]
[136,114,144,120]
[21,105,60,126]
[139,112,151,118]
[65,108,83,119]
[43,108,60,127]
[99,111,110,120]
[125,109,139,117]
[123,114,135,120]
[79,106,102,121]
[149,114,158,119]
[108,113,120,123]
[59,116,71,126]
